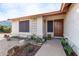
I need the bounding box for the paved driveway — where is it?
[35,39,66,56]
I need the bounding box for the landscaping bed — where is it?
[60,38,77,56]
[7,34,51,56]
[7,43,41,56]
[64,49,77,56]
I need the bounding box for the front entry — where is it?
[54,20,63,37]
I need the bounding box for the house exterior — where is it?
[9,3,79,55]
[9,3,69,38]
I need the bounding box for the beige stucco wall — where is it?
[64,3,79,55]
[10,19,32,37]
[11,20,19,34]
[36,16,43,37]
[30,19,37,34]
[10,16,43,37]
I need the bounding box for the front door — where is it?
[54,20,63,37]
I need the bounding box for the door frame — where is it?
[46,19,64,37]
[53,19,64,37]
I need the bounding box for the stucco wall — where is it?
[36,16,43,37]
[11,21,19,34]
[31,19,37,34]
[11,19,34,37]
[10,16,43,37]
[64,4,79,55]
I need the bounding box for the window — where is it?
[47,21,53,32]
[19,20,29,32]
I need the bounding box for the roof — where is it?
[8,3,71,20]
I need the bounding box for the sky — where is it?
[0,21,11,27]
[0,3,61,21]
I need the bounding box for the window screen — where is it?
[19,20,29,32]
[47,21,53,32]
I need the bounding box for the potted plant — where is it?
[47,34,52,40]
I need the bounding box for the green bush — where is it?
[34,37,43,43]
[43,34,52,41]
[64,45,73,55]
[0,25,11,33]
[24,46,34,53]
[47,34,52,40]
[43,35,48,42]
[60,38,68,46]
[30,34,36,40]
[30,34,45,43]
[3,27,11,33]
[60,38,74,56]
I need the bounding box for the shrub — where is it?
[34,37,42,43]
[3,27,11,33]
[0,26,4,32]
[60,38,74,56]
[60,38,68,46]
[43,35,52,40]
[30,34,36,40]
[64,45,73,55]
[47,34,52,40]
[25,46,34,53]
[43,35,48,42]
[30,34,44,43]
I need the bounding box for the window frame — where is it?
[19,20,29,32]
[47,21,53,32]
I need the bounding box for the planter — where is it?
[7,43,41,56]
[60,38,77,56]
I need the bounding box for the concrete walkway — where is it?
[35,39,66,56]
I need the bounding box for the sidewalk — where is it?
[35,39,66,56]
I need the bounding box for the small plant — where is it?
[30,34,36,40]
[60,38,76,56]
[30,34,45,43]
[34,37,43,43]
[64,45,73,55]
[47,34,52,40]
[60,38,68,46]
[25,46,34,53]
[43,35,48,42]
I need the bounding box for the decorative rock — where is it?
[42,39,45,42]
[19,40,26,46]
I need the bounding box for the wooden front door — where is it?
[54,20,63,36]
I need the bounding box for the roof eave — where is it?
[8,3,71,21]
[60,3,72,12]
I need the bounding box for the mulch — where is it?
[7,43,41,56]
